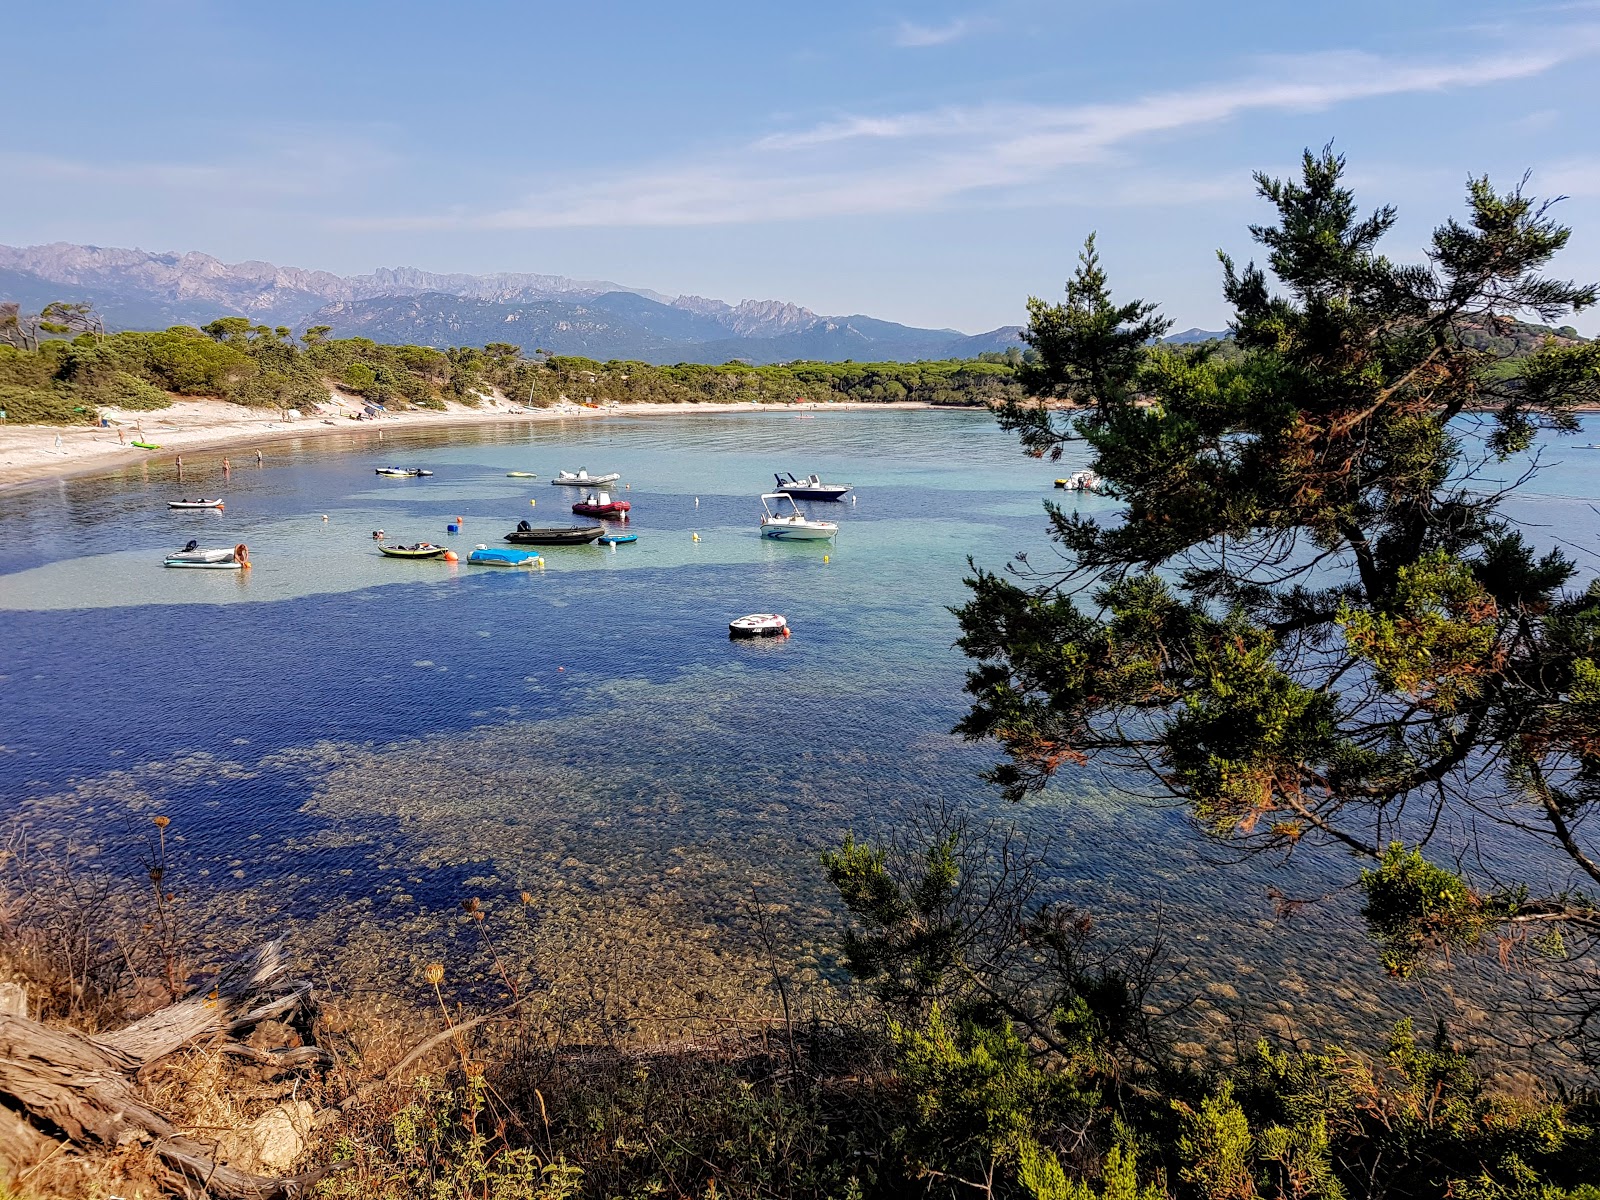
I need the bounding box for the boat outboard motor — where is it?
[182,539,199,553]
[517,520,531,531]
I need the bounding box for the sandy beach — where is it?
[0,395,933,493]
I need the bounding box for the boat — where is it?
[729,613,789,639]
[1054,470,1104,493]
[551,469,621,486]
[375,467,434,478]
[759,493,838,541]
[163,540,249,569]
[572,490,631,518]
[468,545,544,567]
[773,472,851,500]
[167,498,225,510]
[130,440,161,450]
[597,531,637,545]
[378,542,448,559]
[505,471,539,478]
[504,521,605,546]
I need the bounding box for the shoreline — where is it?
[0,397,941,494]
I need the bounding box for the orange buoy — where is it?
[442,550,458,562]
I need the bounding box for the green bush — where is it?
[0,383,95,424]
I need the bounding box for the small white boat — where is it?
[375,467,434,478]
[167,498,225,510]
[759,493,838,541]
[729,613,789,638]
[1054,470,1103,493]
[164,541,249,569]
[551,469,621,486]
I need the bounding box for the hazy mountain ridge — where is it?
[0,241,1025,364]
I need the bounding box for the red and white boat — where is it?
[572,490,630,518]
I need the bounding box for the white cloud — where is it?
[336,29,1600,232]
[893,16,980,47]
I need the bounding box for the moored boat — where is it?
[729,613,789,638]
[505,471,539,478]
[551,469,621,486]
[597,531,637,545]
[378,542,448,559]
[375,467,434,478]
[167,498,225,510]
[164,540,249,569]
[572,490,631,518]
[1054,470,1104,493]
[774,472,851,500]
[504,521,605,545]
[468,545,544,567]
[759,493,838,541]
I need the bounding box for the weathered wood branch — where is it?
[0,939,330,1199]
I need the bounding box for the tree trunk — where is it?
[0,938,332,1199]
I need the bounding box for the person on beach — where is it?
[256,450,263,465]
[223,457,231,474]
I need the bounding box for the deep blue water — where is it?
[3,408,1597,1068]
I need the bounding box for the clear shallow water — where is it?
[3,409,1598,1069]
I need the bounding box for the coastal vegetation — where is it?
[6,150,1600,1199]
[0,302,1023,424]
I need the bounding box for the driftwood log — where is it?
[0,938,332,1199]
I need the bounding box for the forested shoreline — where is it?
[0,303,1025,424]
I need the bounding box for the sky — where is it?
[5,0,1600,335]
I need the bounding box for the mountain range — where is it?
[0,242,1025,366]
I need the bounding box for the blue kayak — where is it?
[598,532,637,545]
[468,546,543,567]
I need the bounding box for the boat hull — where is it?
[505,525,605,545]
[163,557,241,569]
[167,501,225,509]
[597,533,637,545]
[572,503,630,517]
[551,473,620,486]
[760,523,837,541]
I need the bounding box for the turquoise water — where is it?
[2,408,1597,1069]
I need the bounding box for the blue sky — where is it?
[5,1,1600,334]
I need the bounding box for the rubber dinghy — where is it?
[167,498,225,510]
[164,541,250,569]
[378,542,448,559]
[504,521,605,545]
[729,613,789,638]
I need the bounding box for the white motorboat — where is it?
[729,613,789,638]
[759,493,838,541]
[164,541,249,569]
[1054,470,1104,493]
[167,498,225,509]
[552,469,621,486]
[375,467,434,478]
[774,473,851,500]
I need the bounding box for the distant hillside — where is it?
[0,242,1024,365]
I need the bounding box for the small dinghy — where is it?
[597,531,637,545]
[164,540,249,569]
[504,521,605,546]
[774,472,851,501]
[572,490,631,518]
[167,498,225,510]
[468,545,543,567]
[375,467,434,478]
[729,613,789,639]
[505,471,539,478]
[759,493,838,541]
[552,469,621,486]
[378,542,448,559]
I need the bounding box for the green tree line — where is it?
[0,307,1025,424]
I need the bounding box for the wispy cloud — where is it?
[336,29,1600,232]
[893,16,981,47]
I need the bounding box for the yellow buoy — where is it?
[824,555,830,563]
[530,499,537,506]
[692,532,701,542]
